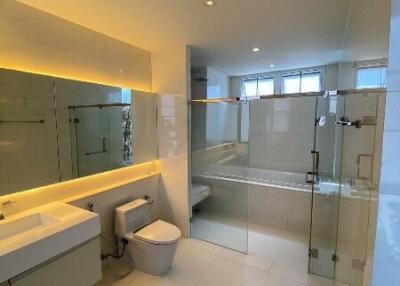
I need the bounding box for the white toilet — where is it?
[115,199,181,275]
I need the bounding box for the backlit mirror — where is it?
[0,68,157,196]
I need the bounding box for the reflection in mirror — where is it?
[0,68,157,196]
[0,69,60,195]
[69,103,132,178]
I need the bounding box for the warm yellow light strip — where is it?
[0,66,152,93]
[0,160,161,216]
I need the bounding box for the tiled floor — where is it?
[96,226,351,286]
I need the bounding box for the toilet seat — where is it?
[133,220,181,245]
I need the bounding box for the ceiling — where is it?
[17,0,351,76]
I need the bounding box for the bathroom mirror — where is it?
[0,68,157,196]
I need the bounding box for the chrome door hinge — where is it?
[309,248,319,258]
[352,259,365,270]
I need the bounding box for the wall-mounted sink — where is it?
[0,202,100,282]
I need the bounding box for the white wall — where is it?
[70,175,160,254]
[339,0,391,90]
[373,1,400,285]
[0,0,152,91]
[152,45,191,236]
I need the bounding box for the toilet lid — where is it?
[134,220,181,245]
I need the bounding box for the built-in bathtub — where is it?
[192,167,312,234]
[192,165,370,236]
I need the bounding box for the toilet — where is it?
[115,199,181,275]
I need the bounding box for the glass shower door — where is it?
[309,91,382,285]
[334,91,382,286]
[69,104,131,178]
[309,95,345,278]
[190,100,249,253]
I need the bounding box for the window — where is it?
[282,71,322,94]
[356,66,387,89]
[243,77,274,97]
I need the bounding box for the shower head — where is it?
[192,71,209,82]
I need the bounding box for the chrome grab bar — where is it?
[0,119,45,124]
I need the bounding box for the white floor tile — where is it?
[164,240,218,285]
[128,271,185,286]
[265,273,308,286]
[94,263,136,286]
[271,256,310,284]
[178,237,224,256]
[96,235,353,286]
[220,247,273,271]
[197,257,269,286]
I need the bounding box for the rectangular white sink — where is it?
[0,213,59,241]
[0,202,100,282]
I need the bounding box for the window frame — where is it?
[280,69,323,94]
[242,75,275,97]
[355,65,387,89]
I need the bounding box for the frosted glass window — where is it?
[243,77,274,96]
[283,75,301,94]
[244,80,257,96]
[282,72,321,94]
[301,73,321,92]
[258,78,274,95]
[357,67,387,89]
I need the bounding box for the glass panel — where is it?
[309,95,345,278]
[334,92,382,286]
[248,96,316,257]
[191,101,249,253]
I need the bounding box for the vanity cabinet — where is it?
[2,238,101,286]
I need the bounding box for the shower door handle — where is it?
[306,172,317,184]
[306,150,320,184]
[335,117,362,128]
[312,150,320,173]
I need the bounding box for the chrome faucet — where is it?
[0,200,15,220]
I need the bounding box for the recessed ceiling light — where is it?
[204,0,216,7]
[252,47,260,52]
[270,64,275,68]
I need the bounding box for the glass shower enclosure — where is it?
[190,89,385,285]
[69,103,132,178]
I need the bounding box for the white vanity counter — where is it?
[0,202,100,282]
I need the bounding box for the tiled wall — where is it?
[152,45,191,237]
[373,1,400,285]
[70,175,160,254]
